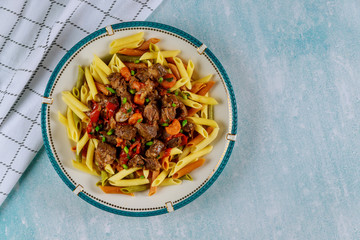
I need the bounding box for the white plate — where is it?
[41,21,237,216]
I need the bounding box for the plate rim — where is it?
[41,21,237,217]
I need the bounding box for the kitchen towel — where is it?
[0,0,163,205]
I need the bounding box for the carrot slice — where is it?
[120,67,131,81]
[134,93,145,105]
[128,112,143,125]
[160,73,177,89]
[165,119,181,135]
[172,158,205,179]
[137,38,160,50]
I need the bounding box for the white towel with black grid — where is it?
[0,0,163,206]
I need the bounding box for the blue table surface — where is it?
[2,0,360,239]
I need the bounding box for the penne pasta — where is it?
[99,186,134,196]
[109,178,150,187]
[85,139,95,171]
[170,147,182,156]
[159,178,182,186]
[89,63,103,83]
[191,127,219,152]
[194,124,208,138]
[151,169,170,187]
[58,111,71,139]
[186,60,194,79]
[139,50,181,60]
[72,160,99,176]
[186,117,219,128]
[172,158,205,179]
[187,127,214,148]
[182,90,218,105]
[120,185,148,193]
[192,74,213,84]
[104,164,115,175]
[148,170,160,196]
[61,91,90,112]
[109,32,144,54]
[171,145,213,176]
[67,108,80,142]
[76,132,89,155]
[62,96,89,122]
[84,66,98,102]
[137,38,160,50]
[80,84,89,104]
[108,167,141,182]
[169,77,189,92]
[93,54,111,76]
[177,96,203,109]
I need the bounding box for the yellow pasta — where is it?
[109,178,150,187]
[85,139,95,171]
[201,102,208,119]
[170,147,182,156]
[192,74,213,84]
[108,167,141,182]
[182,91,218,105]
[80,84,89,104]
[72,160,99,176]
[171,145,213,176]
[149,43,160,52]
[169,77,189,91]
[186,117,219,128]
[159,178,182,186]
[104,164,115,175]
[62,91,90,112]
[62,96,89,122]
[76,132,89,155]
[156,51,165,65]
[108,53,126,69]
[140,50,181,60]
[93,65,110,84]
[187,60,194,79]
[151,169,170,187]
[89,64,102,83]
[93,55,111,76]
[67,108,80,142]
[109,32,144,54]
[143,169,150,179]
[194,124,208,138]
[58,111,71,139]
[177,96,203,109]
[84,66,98,101]
[191,127,219,152]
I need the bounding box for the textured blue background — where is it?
[2,0,360,239]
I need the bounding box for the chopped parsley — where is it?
[137,118,143,123]
[165,77,174,82]
[106,87,116,94]
[172,103,176,107]
[122,97,127,104]
[158,77,163,83]
[129,89,136,94]
[161,123,169,127]
[182,119,188,127]
[122,164,128,169]
[146,141,153,146]
[106,129,114,135]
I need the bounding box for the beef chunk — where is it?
[115,102,133,122]
[128,155,145,168]
[135,122,158,140]
[98,131,117,145]
[167,136,183,148]
[161,94,179,108]
[143,101,160,122]
[148,63,167,80]
[108,72,131,99]
[95,142,117,169]
[161,107,176,123]
[177,101,188,118]
[182,121,195,138]
[143,157,161,171]
[145,140,165,158]
[115,124,137,140]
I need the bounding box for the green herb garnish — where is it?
[129,89,136,94]
[146,141,153,146]
[137,118,142,123]
[145,98,150,103]
[165,77,173,82]
[131,70,135,76]
[134,60,140,63]
[124,146,129,154]
[122,164,128,169]
[161,123,169,127]
[122,97,127,104]
[182,119,188,127]
[140,175,145,179]
[127,107,132,113]
[106,87,116,94]
[101,135,106,142]
[172,103,176,107]
[158,77,163,83]
[107,129,114,135]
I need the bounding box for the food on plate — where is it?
[58,32,219,196]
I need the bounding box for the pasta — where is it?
[59,32,220,196]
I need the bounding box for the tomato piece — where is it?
[120,67,131,81]
[128,113,143,125]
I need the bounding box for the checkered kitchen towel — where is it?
[0,0,163,205]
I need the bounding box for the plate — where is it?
[41,21,237,216]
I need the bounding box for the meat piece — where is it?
[128,155,145,168]
[145,140,165,158]
[177,101,188,118]
[147,89,160,102]
[148,63,167,80]
[161,107,176,123]
[115,124,137,140]
[161,94,180,108]
[138,79,156,99]
[182,121,195,138]
[143,101,160,122]
[115,102,133,122]
[135,122,158,140]
[167,136,183,148]
[135,68,151,82]
[95,93,119,108]
[94,142,117,169]
[143,157,161,171]
[108,72,131,100]
[98,131,117,146]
